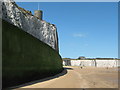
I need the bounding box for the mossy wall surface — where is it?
[2,19,63,88]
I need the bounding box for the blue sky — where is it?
[17,2,118,58]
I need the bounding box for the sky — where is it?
[16,2,118,59]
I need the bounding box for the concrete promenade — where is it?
[15,66,118,89]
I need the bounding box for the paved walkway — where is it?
[15,66,118,89]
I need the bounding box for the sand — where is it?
[15,66,118,89]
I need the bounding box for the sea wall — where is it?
[2,19,63,88]
[63,60,118,67]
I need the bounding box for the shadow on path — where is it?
[64,67,73,70]
[9,67,72,89]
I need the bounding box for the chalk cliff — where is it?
[2,0,59,51]
[63,60,118,67]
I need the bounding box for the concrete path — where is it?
[15,66,118,89]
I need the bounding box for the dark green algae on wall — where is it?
[2,19,63,88]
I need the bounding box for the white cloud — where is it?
[73,33,86,38]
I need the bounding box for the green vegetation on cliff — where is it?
[2,19,63,88]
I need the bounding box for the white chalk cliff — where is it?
[63,60,118,67]
[2,0,59,51]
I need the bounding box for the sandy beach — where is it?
[15,66,118,89]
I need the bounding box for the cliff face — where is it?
[2,0,59,51]
[63,60,118,67]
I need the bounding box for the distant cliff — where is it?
[63,60,118,67]
[2,0,59,51]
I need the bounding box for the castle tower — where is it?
[34,10,43,20]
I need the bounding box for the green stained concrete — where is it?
[2,19,63,88]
